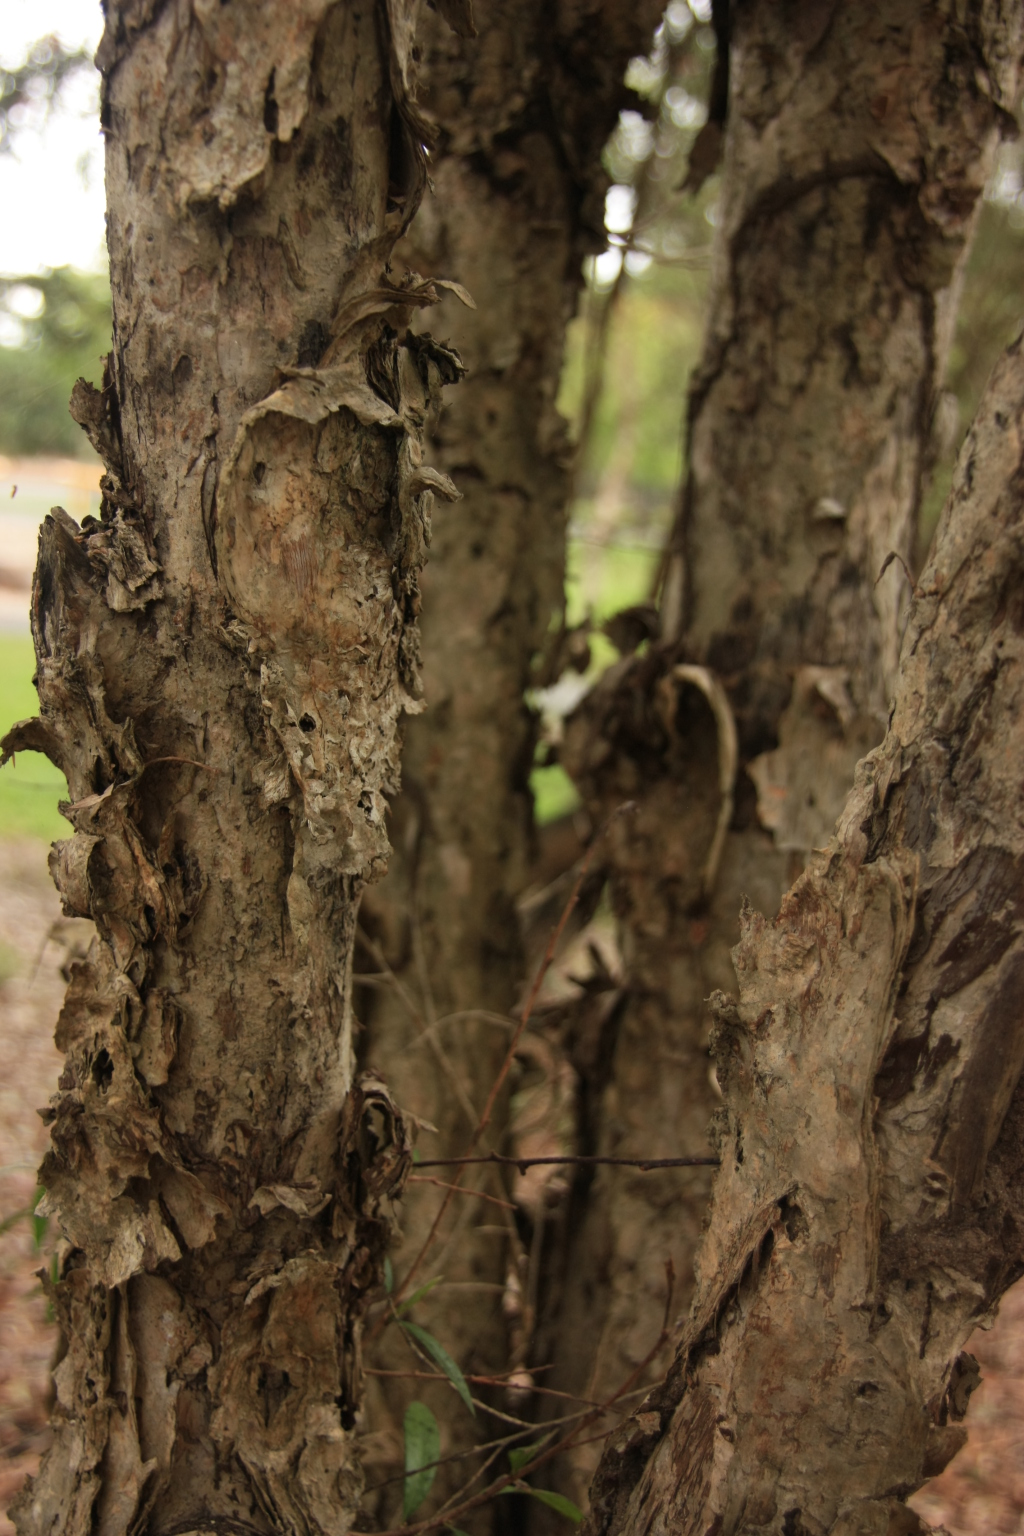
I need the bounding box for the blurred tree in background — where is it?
[0,29,106,460]
[0,33,93,154]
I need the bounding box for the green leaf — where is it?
[46,1252,58,1323]
[383,1255,394,1294]
[394,1274,445,1317]
[508,1441,547,1475]
[526,1489,583,1524]
[401,1321,475,1416]
[31,1187,46,1252]
[403,1401,440,1519]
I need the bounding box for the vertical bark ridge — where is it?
[548,0,1019,1508]
[1,4,464,1531]
[354,1,663,1519]
[583,324,1024,1536]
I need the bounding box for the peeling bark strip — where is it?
[1,4,465,1531]
[584,336,1024,1536]
[551,1,1022,1502]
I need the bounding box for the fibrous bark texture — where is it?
[583,326,1024,1536]
[549,0,1021,1507]
[356,0,662,1510]
[1,3,465,1531]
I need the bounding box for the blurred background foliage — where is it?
[1,0,1024,831]
[0,267,110,458]
[0,32,93,155]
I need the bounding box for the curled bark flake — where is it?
[562,647,737,922]
[92,1287,154,1536]
[69,370,124,483]
[384,0,437,233]
[36,954,217,1286]
[0,715,64,774]
[429,0,477,40]
[82,512,162,613]
[657,664,738,898]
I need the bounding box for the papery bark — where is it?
[2,3,458,1530]
[550,0,1022,1508]
[584,326,1024,1536]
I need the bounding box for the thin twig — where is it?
[373,1259,676,1536]
[415,1152,719,1171]
[429,1439,510,1522]
[407,1175,517,1211]
[357,929,481,1132]
[393,802,635,1304]
[361,1426,535,1496]
[365,1369,604,1408]
[357,932,527,1347]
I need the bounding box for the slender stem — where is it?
[392,802,636,1303]
[365,1368,605,1407]
[375,1261,676,1536]
[406,1175,518,1209]
[414,1153,719,1171]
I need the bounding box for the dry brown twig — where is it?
[371,1258,677,1536]
[367,807,689,1534]
[391,802,637,1305]
[405,1175,518,1210]
[415,1152,718,1171]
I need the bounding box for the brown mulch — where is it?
[0,836,1021,1532]
[911,1278,1024,1535]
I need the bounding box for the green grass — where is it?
[0,634,67,843]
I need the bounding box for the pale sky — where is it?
[0,0,106,276]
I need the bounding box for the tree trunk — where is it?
[355,0,662,1515]
[2,3,464,1530]
[547,0,1020,1507]
[584,325,1024,1536]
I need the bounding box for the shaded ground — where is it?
[911,1280,1024,1534]
[0,830,1022,1531]
[0,842,90,1532]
